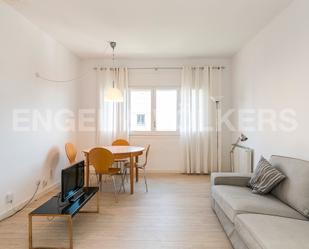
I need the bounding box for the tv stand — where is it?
[28,187,99,249]
[69,191,85,203]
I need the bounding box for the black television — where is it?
[61,161,84,202]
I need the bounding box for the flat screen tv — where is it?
[61,161,84,202]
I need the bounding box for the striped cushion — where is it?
[249,156,286,194]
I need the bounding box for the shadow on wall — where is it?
[42,146,60,181]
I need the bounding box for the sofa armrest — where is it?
[211,173,252,187]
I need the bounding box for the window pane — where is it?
[156,89,177,131]
[130,90,151,131]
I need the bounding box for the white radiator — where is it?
[231,145,253,173]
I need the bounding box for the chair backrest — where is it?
[88,147,114,174]
[65,143,77,164]
[112,139,129,146]
[143,145,151,167]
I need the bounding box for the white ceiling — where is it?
[6,0,292,58]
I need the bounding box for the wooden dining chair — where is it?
[88,147,124,202]
[65,143,77,165]
[112,139,130,178]
[112,139,130,146]
[124,145,150,192]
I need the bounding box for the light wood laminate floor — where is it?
[0,174,232,249]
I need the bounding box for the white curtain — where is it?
[180,66,223,174]
[96,68,129,145]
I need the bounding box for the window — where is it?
[155,90,177,131]
[136,114,145,126]
[130,88,179,133]
[130,90,151,131]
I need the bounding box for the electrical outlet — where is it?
[5,192,13,204]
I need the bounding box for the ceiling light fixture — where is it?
[104,41,124,103]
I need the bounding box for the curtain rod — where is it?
[93,66,225,71]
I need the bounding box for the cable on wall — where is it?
[0,182,41,223]
[35,72,90,83]
[35,42,110,83]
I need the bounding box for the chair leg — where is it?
[97,174,102,191]
[121,172,126,193]
[96,174,99,189]
[103,175,108,183]
[143,168,148,192]
[118,172,126,193]
[124,168,129,183]
[111,175,118,203]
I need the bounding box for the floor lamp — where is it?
[230,133,248,172]
[211,96,223,172]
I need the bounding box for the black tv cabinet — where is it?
[28,187,99,249]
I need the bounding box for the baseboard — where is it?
[146,170,183,174]
[0,182,60,221]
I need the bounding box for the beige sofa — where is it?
[211,155,309,249]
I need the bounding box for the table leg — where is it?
[97,192,100,213]
[130,156,134,194]
[28,214,76,249]
[28,215,32,249]
[135,156,139,182]
[84,153,90,187]
[68,216,73,249]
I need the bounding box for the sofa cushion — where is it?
[270,155,309,218]
[211,185,306,223]
[235,214,309,249]
[249,156,285,194]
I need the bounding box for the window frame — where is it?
[129,86,180,136]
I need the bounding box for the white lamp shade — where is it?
[104,87,124,102]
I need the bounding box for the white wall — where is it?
[232,0,309,165]
[0,2,80,217]
[77,58,232,172]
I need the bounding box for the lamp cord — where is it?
[35,72,89,83]
[36,42,109,83]
[111,42,115,88]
